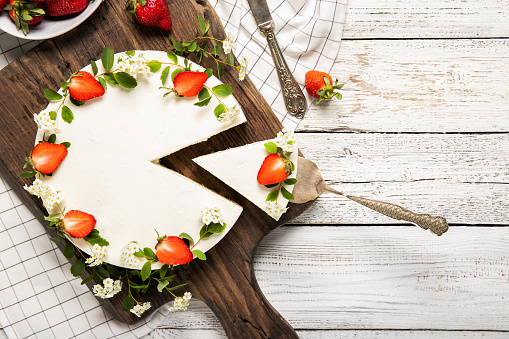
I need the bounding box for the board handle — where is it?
[187,246,298,338]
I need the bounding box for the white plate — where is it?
[0,0,102,40]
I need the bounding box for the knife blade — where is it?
[247,0,307,119]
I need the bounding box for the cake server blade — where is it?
[247,0,307,119]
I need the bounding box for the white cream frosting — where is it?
[192,140,298,220]
[36,51,246,269]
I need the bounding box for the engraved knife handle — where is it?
[259,21,307,119]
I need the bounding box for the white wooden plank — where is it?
[343,0,509,39]
[294,133,509,225]
[145,226,509,332]
[298,39,509,133]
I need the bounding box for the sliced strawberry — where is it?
[68,71,105,101]
[257,153,291,186]
[31,142,68,175]
[63,210,96,238]
[156,236,193,265]
[173,71,208,97]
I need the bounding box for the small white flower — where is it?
[24,179,50,198]
[274,129,296,153]
[169,293,192,311]
[33,109,60,134]
[217,104,240,123]
[93,279,122,299]
[86,244,108,267]
[130,301,152,317]
[238,57,248,81]
[265,200,288,220]
[201,207,224,225]
[222,32,234,54]
[42,189,63,210]
[120,241,141,268]
[116,52,152,79]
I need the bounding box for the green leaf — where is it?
[212,84,232,98]
[264,142,278,154]
[70,259,86,277]
[61,105,74,124]
[265,183,279,188]
[226,53,235,66]
[198,88,210,101]
[281,186,294,201]
[101,47,114,70]
[188,41,198,52]
[192,249,206,260]
[182,41,190,47]
[213,104,226,119]
[171,68,183,82]
[179,232,194,244]
[60,81,69,89]
[60,142,71,148]
[103,73,117,85]
[97,77,107,90]
[94,266,110,279]
[123,295,135,311]
[18,171,36,178]
[147,60,162,73]
[172,39,183,52]
[334,93,342,100]
[207,222,226,234]
[159,264,169,278]
[212,45,222,57]
[194,97,211,107]
[198,14,207,35]
[157,279,169,292]
[134,249,145,257]
[199,225,213,239]
[91,59,98,76]
[291,162,295,172]
[204,68,213,78]
[143,247,157,260]
[284,178,297,185]
[166,50,178,63]
[141,260,152,281]
[47,134,56,143]
[85,237,109,247]
[49,111,57,120]
[166,283,188,291]
[63,241,75,259]
[266,190,279,202]
[126,50,135,56]
[70,96,85,106]
[106,264,121,277]
[217,62,223,79]
[44,88,62,101]
[114,72,137,89]
[81,274,94,285]
[50,236,62,243]
[158,67,170,86]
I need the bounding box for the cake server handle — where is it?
[258,21,307,119]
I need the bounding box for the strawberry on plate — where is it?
[305,70,343,104]
[30,142,68,175]
[128,0,172,31]
[172,71,208,97]
[67,71,105,101]
[156,235,193,265]
[45,0,89,16]
[7,0,45,35]
[62,210,96,238]
[257,153,291,186]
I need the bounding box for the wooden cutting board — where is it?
[0,0,313,337]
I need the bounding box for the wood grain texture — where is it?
[342,0,509,39]
[299,39,509,133]
[0,0,313,336]
[144,226,509,333]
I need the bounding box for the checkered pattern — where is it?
[0,0,346,337]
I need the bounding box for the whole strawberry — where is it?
[45,0,89,17]
[155,235,193,265]
[128,0,172,31]
[6,0,45,35]
[304,70,343,104]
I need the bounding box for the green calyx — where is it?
[316,76,344,104]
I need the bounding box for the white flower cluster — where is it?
[130,302,152,317]
[275,128,296,153]
[116,52,151,78]
[265,200,288,220]
[120,241,141,268]
[222,32,234,54]
[85,243,108,267]
[217,104,240,123]
[24,179,62,211]
[92,278,122,299]
[201,207,224,225]
[238,57,248,81]
[170,292,192,312]
[33,110,59,134]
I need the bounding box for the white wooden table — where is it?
[144,0,509,338]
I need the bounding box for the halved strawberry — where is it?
[62,210,96,238]
[155,236,193,265]
[68,71,105,101]
[173,71,208,97]
[257,153,291,186]
[30,142,68,175]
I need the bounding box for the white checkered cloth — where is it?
[0,0,347,337]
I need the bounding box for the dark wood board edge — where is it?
[0,0,315,336]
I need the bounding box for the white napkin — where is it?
[0,0,347,337]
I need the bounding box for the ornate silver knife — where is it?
[247,0,307,119]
